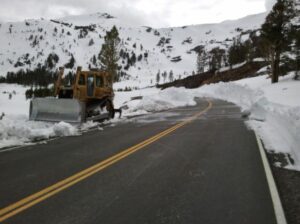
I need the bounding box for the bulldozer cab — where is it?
[73,67,113,102]
[55,66,114,102]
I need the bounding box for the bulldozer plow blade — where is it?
[29,98,85,123]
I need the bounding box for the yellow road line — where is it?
[0,100,212,222]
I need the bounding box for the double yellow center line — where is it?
[0,100,212,222]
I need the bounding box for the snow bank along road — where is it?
[0,99,278,223]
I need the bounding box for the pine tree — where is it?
[292,30,300,79]
[65,54,75,69]
[98,26,120,84]
[289,4,300,79]
[261,0,296,83]
[137,54,143,61]
[88,38,95,46]
[119,49,124,58]
[46,54,54,69]
[197,50,206,73]
[162,71,167,82]
[169,70,174,82]
[228,37,248,67]
[209,47,225,71]
[156,70,160,84]
[130,52,136,65]
[92,55,97,66]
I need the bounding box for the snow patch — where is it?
[53,122,78,136]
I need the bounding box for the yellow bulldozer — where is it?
[29,66,121,123]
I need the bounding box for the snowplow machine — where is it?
[29,66,121,123]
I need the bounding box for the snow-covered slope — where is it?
[0,12,267,87]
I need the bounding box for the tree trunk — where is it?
[267,46,275,80]
[295,51,300,80]
[272,49,280,83]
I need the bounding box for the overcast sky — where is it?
[0,0,276,27]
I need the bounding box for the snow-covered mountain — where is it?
[0,12,267,87]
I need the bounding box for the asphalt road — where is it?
[0,99,277,224]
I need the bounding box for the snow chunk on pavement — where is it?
[80,121,99,131]
[53,122,78,136]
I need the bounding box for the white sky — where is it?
[0,0,276,27]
